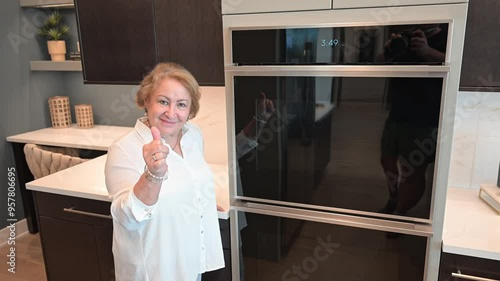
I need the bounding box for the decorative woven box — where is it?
[48,96,72,128]
[75,104,94,128]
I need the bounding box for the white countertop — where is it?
[443,186,500,260]
[6,124,133,151]
[25,155,230,219]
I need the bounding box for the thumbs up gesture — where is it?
[143,126,169,178]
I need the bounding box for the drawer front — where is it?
[219,218,230,250]
[35,192,112,227]
[439,252,500,281]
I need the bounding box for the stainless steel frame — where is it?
[223,4,468,281]
[232,201,433,237]
[226,66,449,225]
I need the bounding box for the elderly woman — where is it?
[105,62,224,281]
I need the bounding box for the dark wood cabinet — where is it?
[95,226,115,281]
[35,191,231,281]
[35,192,114,281]
[74,0,224,85]
[459,0,500,92]
[155,0,224,86]
[439,252,500,281]
[74,0,157,84]
[39,217,102,281]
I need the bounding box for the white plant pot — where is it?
[47,40,66,61]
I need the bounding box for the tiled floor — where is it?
[0,233,47,281]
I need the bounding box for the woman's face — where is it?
[145,78,192,140]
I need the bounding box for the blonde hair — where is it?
[136,62,201,119]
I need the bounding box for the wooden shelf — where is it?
[20,0,73,8]
[30,61,82,71]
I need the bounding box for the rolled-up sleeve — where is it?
[105,142,156,231]
[235,131,258,159]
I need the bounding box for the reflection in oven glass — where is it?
[236,212,427,281]
[233,76,443,220]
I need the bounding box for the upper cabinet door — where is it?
[221,0,331,15]
[155,0,224,86]
[74,0,157,84]
[460,0,500,92]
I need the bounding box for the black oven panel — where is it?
[234,76,443,219]
[232,23,448,65]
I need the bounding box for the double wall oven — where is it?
[223,2,468,280]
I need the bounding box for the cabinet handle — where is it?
[452,272,499,281]
[63,207,112,220]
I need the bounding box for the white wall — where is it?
[1,5,67,228]
[448,91,500,188]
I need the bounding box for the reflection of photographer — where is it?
[379,24,447,219]
[383,24,446,63]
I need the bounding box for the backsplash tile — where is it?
[448,133,476,188]
[477,92,500,137]
[190,86,228,165]
[449,92,500,189]
[453,91,481,135]
[471,136,500,188]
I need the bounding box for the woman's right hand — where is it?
[143,126,169,177]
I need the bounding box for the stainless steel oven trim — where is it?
[230,210,240,281]
[226,70,449,225]
[225,65,450,77]
[226,18,454,66]
[224,5,468,281]
[234,195,432,224]
[227,19,454,31]
[223,4,468,66]
[231,200,433,237]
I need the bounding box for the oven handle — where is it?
[452,272,499,281]
[225,65,449,78]
[231,200,432,237]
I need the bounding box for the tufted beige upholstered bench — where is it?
[24,143,89,179]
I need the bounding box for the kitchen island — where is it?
[25,154,230,218]
[7,124,133,233]
[25,154,230,281]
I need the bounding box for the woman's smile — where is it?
[145,77,192,142]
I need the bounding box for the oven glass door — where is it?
[233,75,443,220]
[234,210,428,281]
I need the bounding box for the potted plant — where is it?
[37,10,70,61]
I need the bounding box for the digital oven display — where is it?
[232,23,448,65]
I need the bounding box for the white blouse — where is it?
[105,118,224,281]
